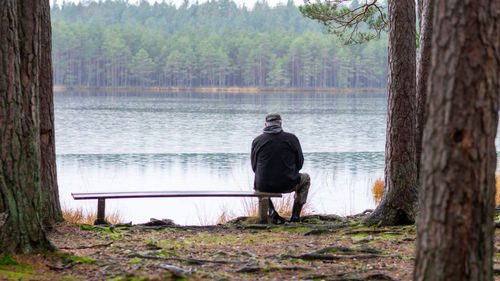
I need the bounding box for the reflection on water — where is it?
[56,91,387,224]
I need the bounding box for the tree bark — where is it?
[39,0,63,227]
[362,0,417,226]
[0,0,52,253]
[415,0,434,181]
[414,0,500,280]
[417,0,422,32]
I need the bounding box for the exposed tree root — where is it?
[315,246,382,254]
[48,262,77,271]
[128,253,248,265]
[59,241,113,249]
[293,253,382,260]
[236,265,311,273]
[305,272,398,281]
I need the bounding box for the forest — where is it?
[51,0,388,88]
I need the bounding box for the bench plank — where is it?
[72,191,282,200]
[72,190,282,225]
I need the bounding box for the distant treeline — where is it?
[51,0,388,89]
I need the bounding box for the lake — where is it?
[55,91,387,225]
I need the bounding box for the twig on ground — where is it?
[48,262,77,271]
[344,229,399,235]
[315,246,382,254]
[236,265,311,273]
[157,263,193,277]
[293,253,382,260]
[128,253,247,265]
[59,241,113,249]
[305,272,398,281]
[302,214,348,222]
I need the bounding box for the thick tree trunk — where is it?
[0,0,52,253]
[415,0,434,181]
[362,0,417,226]
[39,0,63,227]
[417,0,422,32]
[414,1,500,280]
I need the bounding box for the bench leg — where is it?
[94,198,107,225]
[258,197,269,224]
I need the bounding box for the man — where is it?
[251,113,310,223]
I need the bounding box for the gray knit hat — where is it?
[265,113,282,122]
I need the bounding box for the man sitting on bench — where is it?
[251,113,310,223]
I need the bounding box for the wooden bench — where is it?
[71,190,282,225]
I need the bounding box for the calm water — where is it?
[55,91,387,225]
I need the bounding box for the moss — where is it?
[78,224,102,231]
[0,270,36,279]
[129,257,143,263]
[158,250,179,257]
[71,256,96,264]
[0,263,39,280]
[108,232,124,240]
[283,227,310,232]
[378,233,400,240]
[0,255,19,266]
[399,225,415,231]
[350,220,361,227]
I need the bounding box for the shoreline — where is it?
[53,85,386,94]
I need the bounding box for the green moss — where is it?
[61,276,84,280]
[378,233,399,240]
[350,221,361,227]
[283,227,310,232]
[78,224,101,231]
[157,250,179,257]
[108,233,124,239]
[0,255,19,266]
[0,263,38,281]
[0,270,36,279]
[399,225,415,231]
[129,257,142,263]
[71,256,96,264]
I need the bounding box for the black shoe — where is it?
[290,202,304,223]
[269,209,287,224]
[268,199,286,224]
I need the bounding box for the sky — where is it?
[52,0,308,10]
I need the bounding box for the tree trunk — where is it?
[415,0,434,182]
[362,0,417,226]
[0,0,52,253]
[39,0,63,227]
[414,1,500,280]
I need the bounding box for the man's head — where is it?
[265,112,282,127]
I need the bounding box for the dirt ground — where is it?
[1,214,500,281]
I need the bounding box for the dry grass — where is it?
[215,208,234,225]
[216,194,312,224]
[62,206,123,225]
[372,178,384,204]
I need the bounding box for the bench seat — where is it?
[71,190,282,225]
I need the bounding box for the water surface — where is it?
[56,91,387,224]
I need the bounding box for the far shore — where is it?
[53,85,386,94]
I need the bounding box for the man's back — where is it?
[251,129,303,193]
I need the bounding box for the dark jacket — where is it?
[251,126,304,193]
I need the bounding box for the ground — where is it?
[1,214,500,281]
